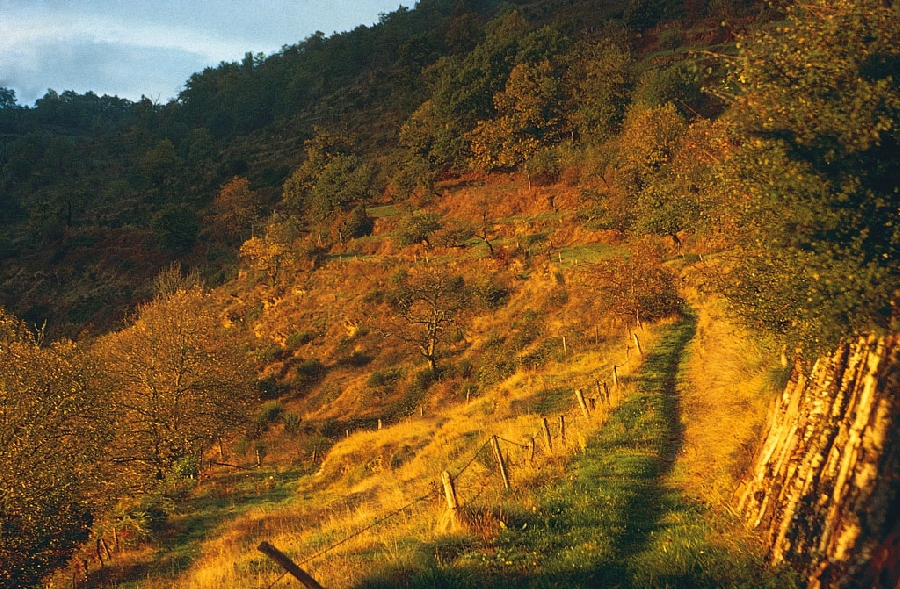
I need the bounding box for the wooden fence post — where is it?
[613,365,619,387]
[257,542,325,589]
[558,415,566,444]
[490,436,511,490]
[529,437,536,463]
[542,417,553,453]
[603,381,611,405]
[562,336,568,357]
[575,389,590,419]
[441,470,460,512]
[633,333,643,357]
[377,419,383,431]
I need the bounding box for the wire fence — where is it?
[257,370,629,587]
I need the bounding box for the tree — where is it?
[0,87,18,110]
[396,209,443,247]
[582,244,683,329]
[0,309,111,588]
[240,216,301,285]
[385,267,469,372]
[568,40,633,144]
[150,204,200,254]
[215,176,261,239]
[468,59,566,171]
[720,0,900,355]
[282,128,375,228]
[94,287,256,484]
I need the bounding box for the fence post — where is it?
[257,541,325,589]
[613,365,619,387]
[575,389,590,419]
[558,415,566,444]
[633,333,643,357]
[562,336,568,357]
[542,417,553,453]
[490,435,511,490]
[603,381,611,405]
[441,470,460,512]
[377,419,383,431]
[529,437,536,463]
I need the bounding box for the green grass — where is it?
[355,314,798,589]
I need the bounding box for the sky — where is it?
[0,0,409,106]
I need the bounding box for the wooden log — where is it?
[542,417,553,453]
[257,541,325,589]
[441,470,459,511]
[575,389,590,419]
[490,436,511,490]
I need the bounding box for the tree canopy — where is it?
[720,0,900,355]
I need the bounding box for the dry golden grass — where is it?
[155,317,651,589]
[672,263,786,509]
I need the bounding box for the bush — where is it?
[367,367,404,388]
[283,412,302,436]
[344,205,375,238]
[526,148,562,186]
[396,210,442,246]
[285,330,317,349]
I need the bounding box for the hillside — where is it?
[2,0,900,587]
[47,174,797,588]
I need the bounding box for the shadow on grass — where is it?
[106,467,306,587]
[355,312,795,589]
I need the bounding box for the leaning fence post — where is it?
[490,435,511,490]
[441,470,460,512]
[257,541,325,589]
[575,389,590,419]
[542,417,553,453]
[632,333,643,357]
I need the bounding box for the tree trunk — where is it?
[737,336,900,589]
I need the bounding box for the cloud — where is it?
[0,0,408,105]
[0,38,212,104]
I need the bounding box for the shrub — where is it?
[283,412,302,437]
[285,330,317,349]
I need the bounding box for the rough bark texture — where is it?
[738,336,900,589]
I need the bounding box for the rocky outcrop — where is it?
[738,336,900,589]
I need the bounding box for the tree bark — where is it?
[738,336,900,589]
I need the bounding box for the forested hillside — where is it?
[2,0,899,587]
